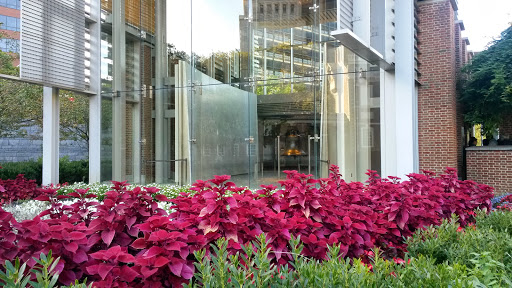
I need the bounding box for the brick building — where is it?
[416,0,471,175]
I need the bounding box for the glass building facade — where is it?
[96,0,390,187]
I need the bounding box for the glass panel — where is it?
[0,80,43,184]
[100,96,112,182]
[190,0,252,185]
[321,46,381,182]
[59,91,89,183]
[249,0,330,183]
[94,0,382,187]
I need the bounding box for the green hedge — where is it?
[0,157,88,185]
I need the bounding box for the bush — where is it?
[476,209,512,237]
[0,174,41,205]
[188,234,510,287]
[0,166,495,287]
[59,157,88,184]
[406,213,512,280]
[0,160,42,184]
[0,157,88,185]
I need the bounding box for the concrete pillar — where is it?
[394,0,418,177]
[352,0,371,179]
[380,70,397,178]
[132,43,141,184]
[155,0,168,183]
[42,87,59,186]
[112,0,126,181]
[88,0,102,183]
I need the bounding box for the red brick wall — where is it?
[454,22,465,175]
[417,0,458,174]
[466,149,512,195]
[500,114,512,138]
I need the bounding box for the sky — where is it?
[167,0,243,56]
[165,0,512,56]
[458,0,512,51]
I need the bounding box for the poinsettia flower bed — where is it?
[0,166,493,287]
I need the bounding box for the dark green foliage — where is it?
[459,25,512,134]
[58,157,88,184]
[0,157,88,185]
[0,160,42,183]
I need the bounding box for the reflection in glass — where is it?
[97,0,382,187]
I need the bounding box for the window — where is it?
[259,4,264,14]
[291,4,295,14]
[275,4,279,14]
[0,38,19,53]
[282,4,287,14]
[267,4,272,14]
[0,15,20,31]
[0,0,20,9]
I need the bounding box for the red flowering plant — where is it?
[85,245,139,287]
[0,206,20,261]
[131,215,207,287]
[0,166,495,287]
[87,181,168,251]
[496,194,512,211]
[0,174,42,204]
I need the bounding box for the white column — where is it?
[394,0,418,178]
[112,0,126,181]
[380,70,397,177]
[132,44,141,184]
[88,0,102,183]
[155,0,168,183]
[352,0,371,180]
[42,87,59,186]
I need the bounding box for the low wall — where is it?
[466,146,512,195]
[0,126,88,163]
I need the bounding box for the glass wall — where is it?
[99,0,381,186]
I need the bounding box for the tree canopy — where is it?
[0,47,89,147]
[459,25,512,135]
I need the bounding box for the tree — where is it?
[0,53,43,137]
[0,47,89,147]
[459,25,512,135]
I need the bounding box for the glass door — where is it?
[248,0,333,185]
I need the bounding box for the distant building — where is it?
[0,0,20,66]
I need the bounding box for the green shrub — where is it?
[59,156,88,184]
[0,251,92,288]
[0,160,42,183]
[406,213,512,285]
[189,212,512,288]
[0,157,88,185]
[476,209,512,237]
